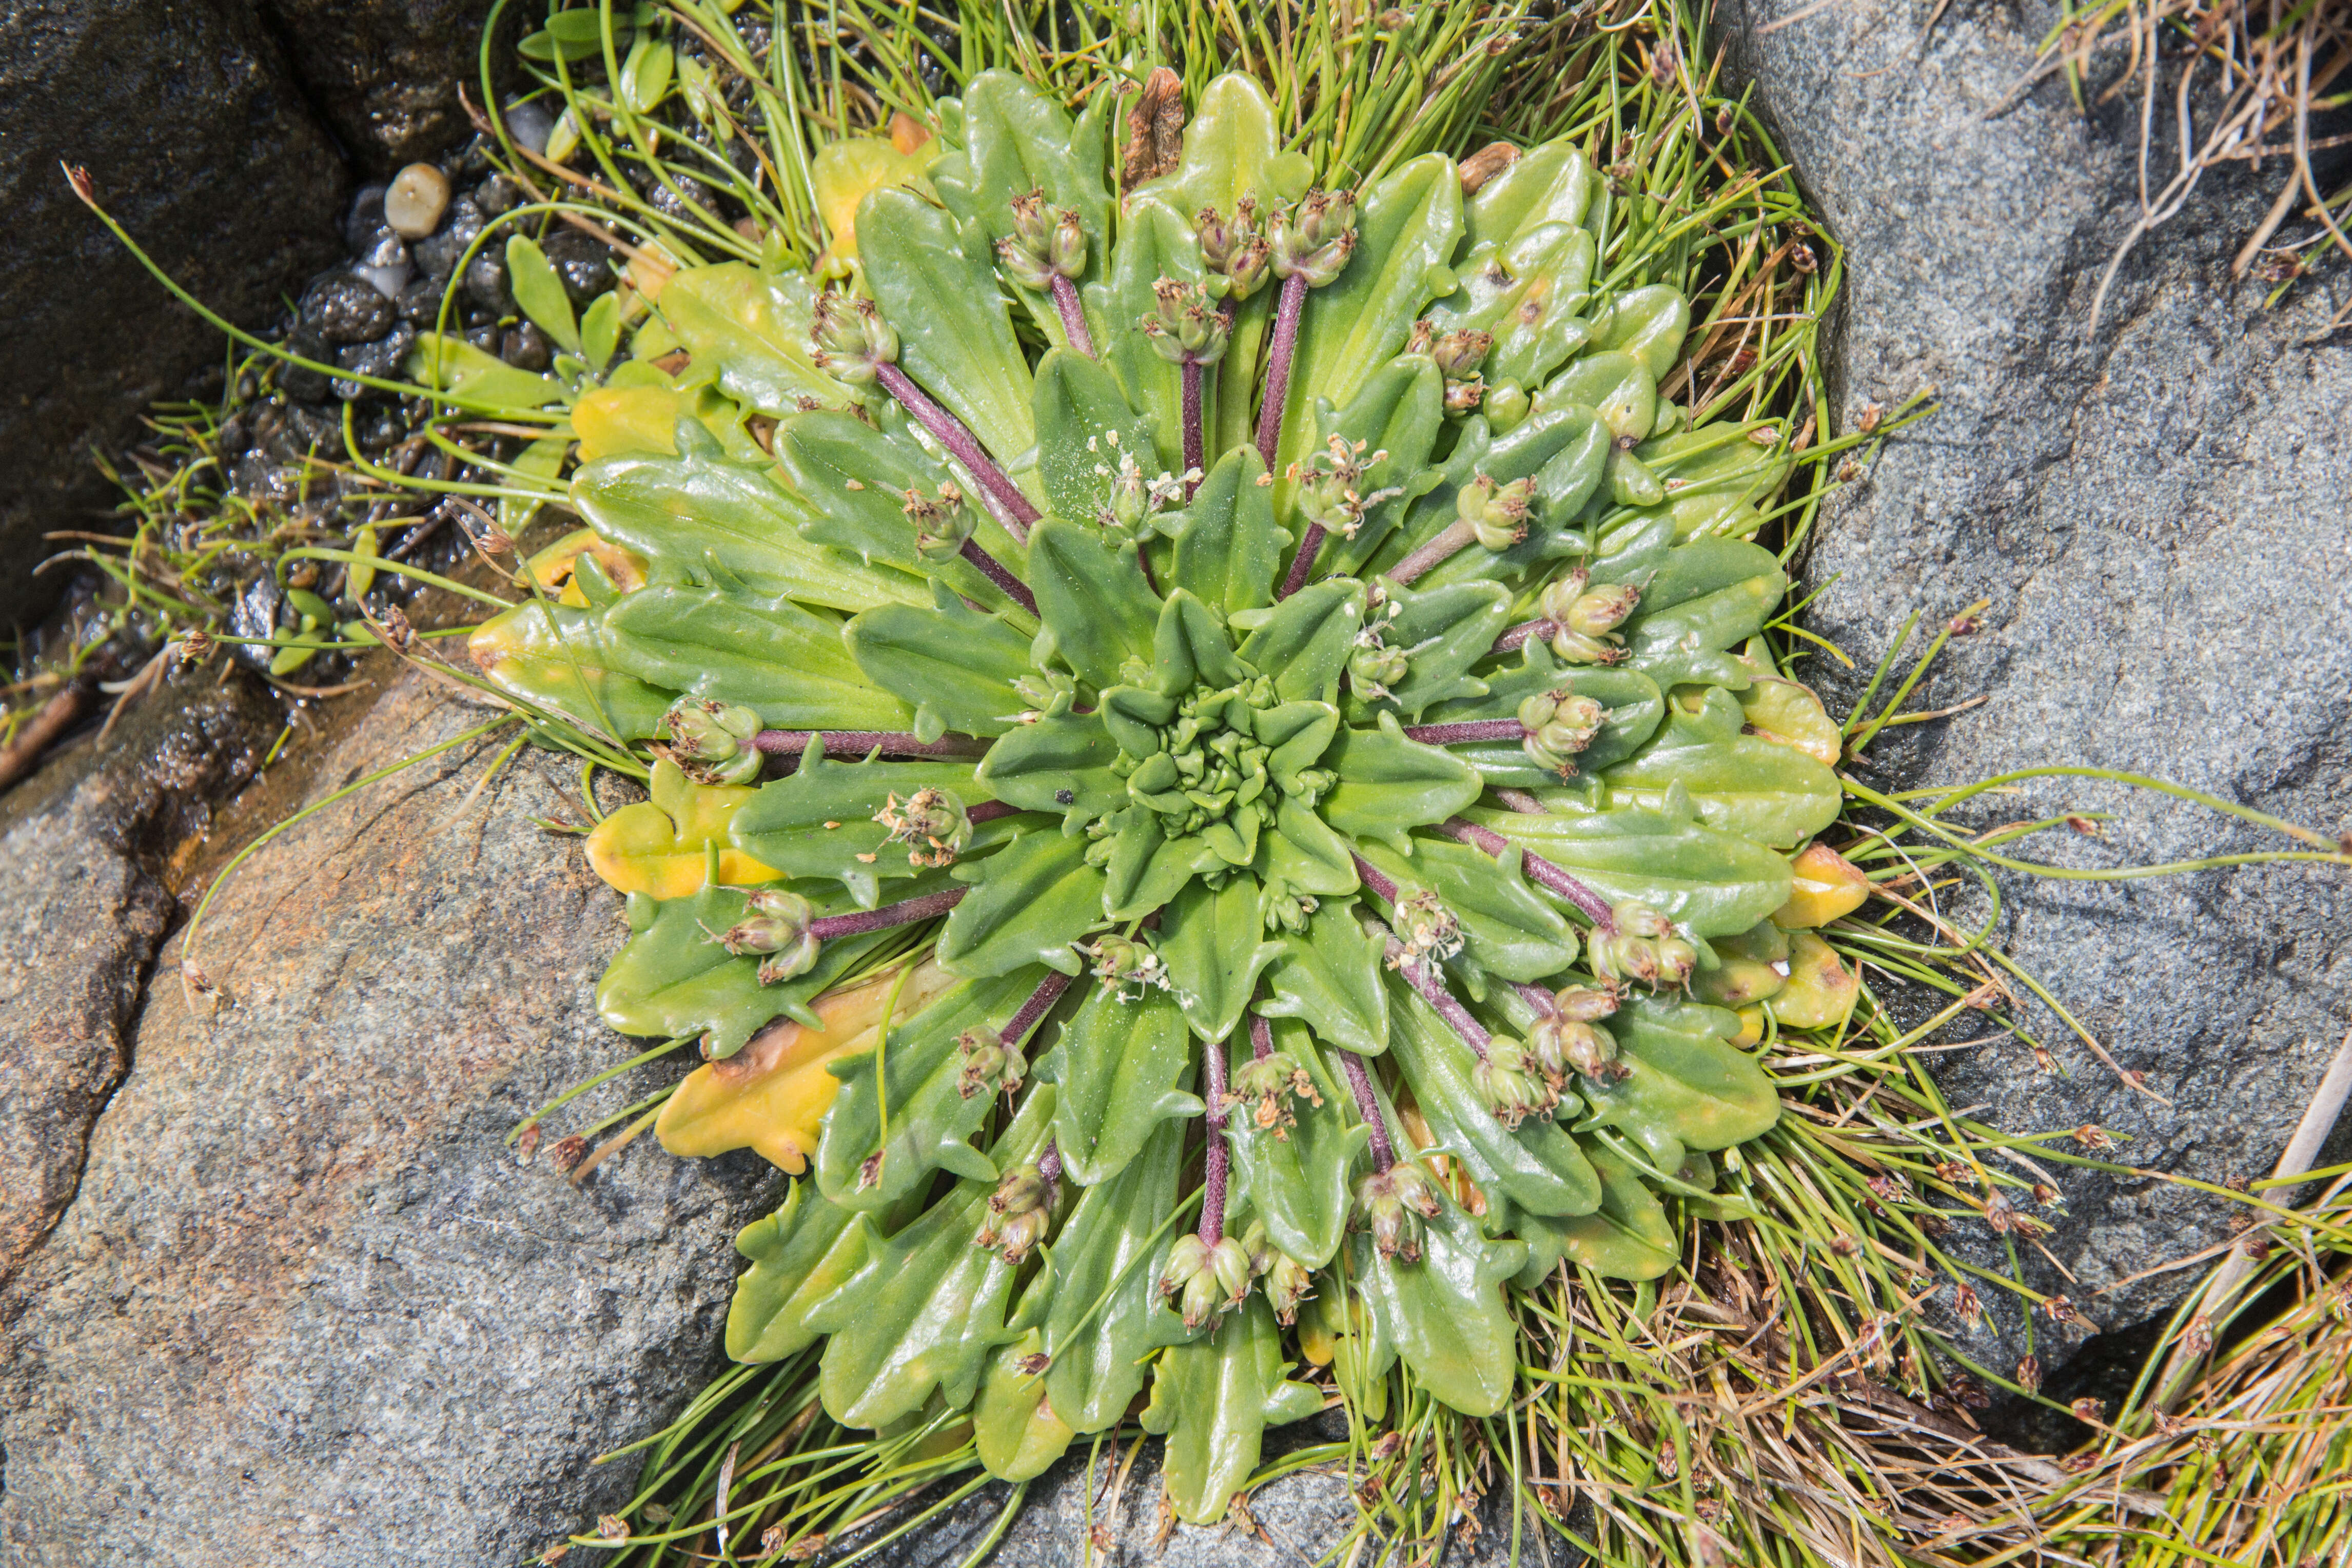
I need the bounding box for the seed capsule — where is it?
[1269,188,1359,287]
[1457,473,1536,552]
[899,482,973,562]
[956,1025,1027,1100]
[1355,1164,1442,1263]
[1140,278,1230,365]
[1229,1050,1323,1138]
[809,291,898,382]
[663,696,765,786]
[1475,1036,1556,1128]
[1160,1233,1253,1328]
[721,889,820,983]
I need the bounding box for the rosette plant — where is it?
[468,67,1851,1524]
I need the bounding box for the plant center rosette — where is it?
[469,70,1863,1522]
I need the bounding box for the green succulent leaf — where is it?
[808,1087,1056,1427]
[846,584,1037,740]
[1386,976,1603,1218]
[728,1180,914,1362]
[596,884,894,1056]
[1575,994,1780,1171]
[1494,1133,1677,1286]
[975,1316,1077,1481]
[1225,1026,1367,1266]
[660,263,848,415]
[1151,590,1251,696]
[1139,1296,1324,1525]
[1159,876,1284,1043]
[1278,154,1465,493]
[1088,193,1203,470]
[1132,71,1311,223]
[1602,686,1842,849]
[1590,282,1693,381]
[505,234,582,351]
[1350,578,1512,721]
[776,409,1027,607]
[1034,348,1162,525]
[1237,578,1364,704]
[1026,519,1162,689]
[1257,900,1388,1055]
[1460,792,1794,937]
[469,599,673,741]
[1354,1190,1524,1417]
[1168,447,1286,618]
[1038,984,1201,1186]
[406,331,567,411]
[1424,648,1664,785]
[602,585,915,727]
[1040,1114,1189,1432]
[1318,714,1483,849]
[573,426,928,612]
[1358,837,1576,983]
[813,965,1056,1208]
[938,829,1104,977]
[974,702,1122,819]
[1463,140,1599,250]
[858,185,1037,468]
[728,750,1014,907]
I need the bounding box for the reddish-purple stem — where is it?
[1493,788,1550,814]
[1337,1048,1396,1172]
[1436,815,1618,930]
[807,886,968,940]
[1181,358,1204,499]
[959,537,1038,617]
[1387,520,1477,589]
[1388,943,1492,1059]
[1050,276,1095,359]
[1136,543,1159,595]
[1004,969,1073,1047]
[967,800,1021,824]
[753,731,991,763]
[1249,1011,1274,1062]
[1038,1138,1064,1194]
[1199,1030,1231,1245]
[1492,618,1560,656]
[1255,273,1307,471]
[1511,979,1561,1015]
[1277,521,1327,601]
[1402,719,1527,746]
[1349,851,1399,907]
[873,362,1040,541]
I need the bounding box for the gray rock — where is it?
[0,669,776,1565]
[299,270,398,343]
[0,0,345,626]
[0,677,276,1289]
[1723,0,2351,1391]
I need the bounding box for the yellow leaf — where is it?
[812,135,939,268]
[1765,931,1857,1031]
[1770,841,1871,929]
[585,758,778,898]
[656,959,959,1171]
[522,527,648,607]
[1735,638,1842,766]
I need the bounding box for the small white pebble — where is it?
[385,163,452,240]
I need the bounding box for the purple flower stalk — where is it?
[1336,1048,1396,1173]
[1199,1029,1231,1245]
[1254,273,1308,471]
[1050,276,1095,359]
[873,362,1040,541]
[960,537,1039,617]
[1401,719,1527,747]
[1436,815,1617,930]
[806,886,968,941]
[753,731,992,765]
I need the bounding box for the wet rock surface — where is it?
[259,0,510,172]
[0,669,776,1566]
[0,0,347,628]
[1725,0,2351,1395]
